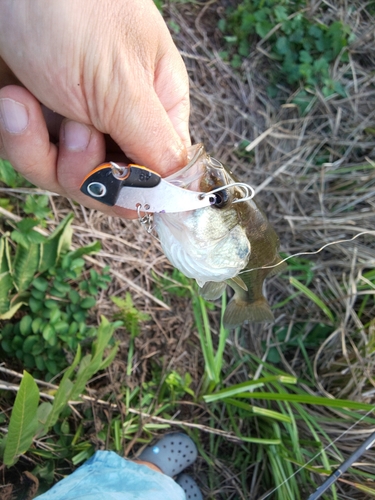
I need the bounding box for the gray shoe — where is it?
[138,433,198,477]
[176,473,203,499]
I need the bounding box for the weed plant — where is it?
[0,161,116,380]
[219,0,353,97]
[0,215,112,380]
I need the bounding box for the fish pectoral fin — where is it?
[230,275,248,292]
[199,281,227,301]
[223,296,274,329]
[266,256,288,276]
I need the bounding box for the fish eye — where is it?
[213,189,229,208]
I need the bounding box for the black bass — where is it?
[154,144,285,328]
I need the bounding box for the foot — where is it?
[138,433,198,477]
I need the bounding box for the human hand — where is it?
[0,0,190,218]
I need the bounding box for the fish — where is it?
[153,144,286,329]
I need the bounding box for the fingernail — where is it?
[0,98,29,133]
[63,120,91,152]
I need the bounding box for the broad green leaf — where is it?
[27,230,47,245]
[0,237,29,314]
[0,236,10,273]
[0,271,12,314]
[39,213,74,273]
[32,277,49,292]
[67,241,101,261]
[24,195,52,220]
[0,297,27,320]
[13,243,40,292]
[80,297,96,309]
[99,342,120,370]
[70,317,117,400]
[10,230,29,247]
[36,402,53,438]
[3,371,39,466]
[0,159,18,187]
[20,315,33,336]
[44,346,82,430]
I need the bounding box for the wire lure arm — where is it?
[201,182,255,205]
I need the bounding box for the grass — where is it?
[1,0,375,498]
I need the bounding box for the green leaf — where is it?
[0,238,13,313]
[20,315,33,336]
[203,375,296,402]
[80,297,96,309]
[39,213,74,273]
[255,20,273,38]
[10,230,29,248]
[67,241,101,261]
[3,371,39,466]
[0,271,12,314]
[0,159,19,187]
[99,341,120,370]
[289,277,335,322]
[69,290,80,304]
[42,324,57,345]
[23,195,52,220]
[13,243,40,292]
[274,5,288,22]
[70,317,118,400]
[275,36,290,56]
[29,297,43,313]
[32,277,49,292]
[36,402,53,437]
[234,391,375,411]
[0,296,27,320]
[22,335,39,353]
[44,346,82,430]
[26,230,47,245]
[0,237,10,274]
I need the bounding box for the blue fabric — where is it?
[35,451,186,500]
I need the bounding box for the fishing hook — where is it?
[137,204,154,233]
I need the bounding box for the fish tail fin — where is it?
[223,296,274,329]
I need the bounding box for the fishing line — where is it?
[239,230,375,276]
[261,405,375,499]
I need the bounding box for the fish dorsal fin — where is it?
[231,276,248,291]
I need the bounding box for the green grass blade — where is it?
[226,398,293,423]
[213,293,230,378]
[289,277,335,322]
[193,296,216,384]
[234,391,375,411]
[203,375,297,402]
